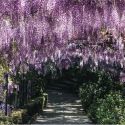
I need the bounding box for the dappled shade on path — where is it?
[34,90,92,124]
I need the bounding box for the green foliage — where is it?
[79,69,124,124]
[9,95,46,124]
[0,63,9,82]
[79,69,116,111]
[13,63,46,107]
[0,109,27,124]
[11,109,28,124]
[24,69,45,98]
[89,92,125,124]
[0,111,12,125]
[0,117,12,125]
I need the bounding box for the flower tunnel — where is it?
[0,1,125,124]
[0,0,125,72]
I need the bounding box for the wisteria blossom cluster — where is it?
[0,0,125,72]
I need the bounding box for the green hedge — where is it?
[11,109,28,124]
[79,69,124,124]
[0,116,13,125]
[11,97,43,124]
[1,94,48,124]
[88,92,125,124]
[79,70,117,111]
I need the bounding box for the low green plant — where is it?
[0,111,12,125]
[0,115,13,125]
[79,82,97,111]
[10,95,46,124]
[79,70,118,111]
[11,109,27,124]
[79,69,125,124]
[90,91,125,124]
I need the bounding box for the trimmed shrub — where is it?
[11,109,28,124]
[79,82,97,111]
[88,91,125,124]
[0,116,12,125]
[79,69,124,124]
[79,70,120,111]
[9,94,47,124]
[10,95,46,124]
[0,110,12,125]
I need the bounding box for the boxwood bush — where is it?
[0,116,12,125]
[88,91,125,124]
[79,69,124,124]
[11,109,28,124]
[3,94,47,124]
[79,70,117,111]
[0,111,12,125]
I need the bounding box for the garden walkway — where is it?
[34,90,92,124]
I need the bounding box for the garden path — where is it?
[34,90,92,124]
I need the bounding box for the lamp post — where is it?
[4,72,8,116]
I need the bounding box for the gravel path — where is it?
[34,90,92,124]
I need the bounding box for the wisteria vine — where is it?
[0,0,125,74]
